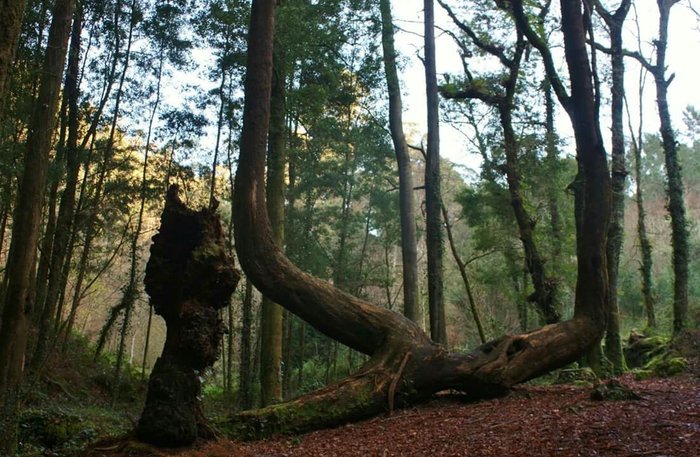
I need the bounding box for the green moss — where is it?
[644,352,688,377]
[227,384,379,440]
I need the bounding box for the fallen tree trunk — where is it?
[231,0,610,439]
[137,186,240,446]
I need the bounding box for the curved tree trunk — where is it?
[230,0,609,439]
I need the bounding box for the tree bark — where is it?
[0,0,75,452]
[0,0,27,111]
[628,91,656,327]
[598,0,631,374]
[32,4,83,371]
[260,42,286,406]
[380,0,419,324]
[238,279,254,410]
[136,186,240,446]
[653,0,687,335]
[229,0,610,438]
[423,0,446,345]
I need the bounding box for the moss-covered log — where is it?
[231,0,610,438]
[136,185,240,447]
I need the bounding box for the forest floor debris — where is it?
[84,372,699,457]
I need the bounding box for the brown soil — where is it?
[85,373,699,457]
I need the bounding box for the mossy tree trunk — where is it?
[423,0,447,344]
[231,0,610,438]
[598,0,631,374]
[136,186,240,446]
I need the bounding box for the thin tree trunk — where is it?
[209,56,228,206]
[380,0,419,323]
[92,0,137,359]
[598,0,631,373]
[423,0,446,345]
[626,81,656,327]
[141,304,153,379]
[441,203,485,343]
[0,0,75,452]
[113,44,165,404]
[239,279,254,410]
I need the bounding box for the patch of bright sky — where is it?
[391,0,700,175]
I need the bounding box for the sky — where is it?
[391,0,700,172]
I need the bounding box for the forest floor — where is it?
[83,372,700,457]
[19,332,700,457]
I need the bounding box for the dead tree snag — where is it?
[137,185,240,446]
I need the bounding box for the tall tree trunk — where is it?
[209,66,227,206]
[0,0,27,111]
[628,81,656,328]
[423,0,446,345]
[32,4,83,370]
[653,0,687,335]
[598,0,631,374]
[380,0,419,323]
[229,0,610,438]
[91,0,137,359]
[260,44,286,406]
[0,0,75,452]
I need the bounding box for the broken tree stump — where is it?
[136,185,240,447]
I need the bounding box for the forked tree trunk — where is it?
[137,186,240,446]
[229,0,610,439]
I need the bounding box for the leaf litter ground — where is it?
[86,373,699,457]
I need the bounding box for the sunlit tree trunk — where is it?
[0,0,75,452]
